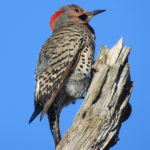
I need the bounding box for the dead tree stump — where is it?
[56,38,133,150]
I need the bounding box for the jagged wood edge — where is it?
[56,38,133,150]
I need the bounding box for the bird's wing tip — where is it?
[28,115,35,124]
[28,120,32,124]
[28,106,42,124]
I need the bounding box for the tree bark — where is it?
[56,38,133,150]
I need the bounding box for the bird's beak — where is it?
[78,9,106,22]
[87,9,106,17]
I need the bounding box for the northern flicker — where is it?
[29,4,105,146]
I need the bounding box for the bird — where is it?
[29,4,105,146]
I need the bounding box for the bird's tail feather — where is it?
[29,106,42,124]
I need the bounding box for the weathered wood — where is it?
[56,38,133,150]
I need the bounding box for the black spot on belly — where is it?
[84,73,87,77]
[84,49,88,53]
[87,64,90,67]
[78,68,81,72]
[86,68,89,72]
[80,65,83,68]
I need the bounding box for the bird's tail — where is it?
[29,106,42,124]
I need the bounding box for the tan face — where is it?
[68,6,89,24]
[69,6,85,16]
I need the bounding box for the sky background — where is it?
[0,0,150,150]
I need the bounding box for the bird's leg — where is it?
[92,61,99,73]
[91,67,98,73]
[47,105,61,147]
[91,62,98,78]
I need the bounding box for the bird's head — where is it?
[50,5,106,32]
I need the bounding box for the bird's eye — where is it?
[74,8,80,13]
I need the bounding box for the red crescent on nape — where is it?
[50,9,64,30]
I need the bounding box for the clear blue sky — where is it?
[0,0,149,149]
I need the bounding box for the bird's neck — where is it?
[52,22,73,33]
[53,21,95,36]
